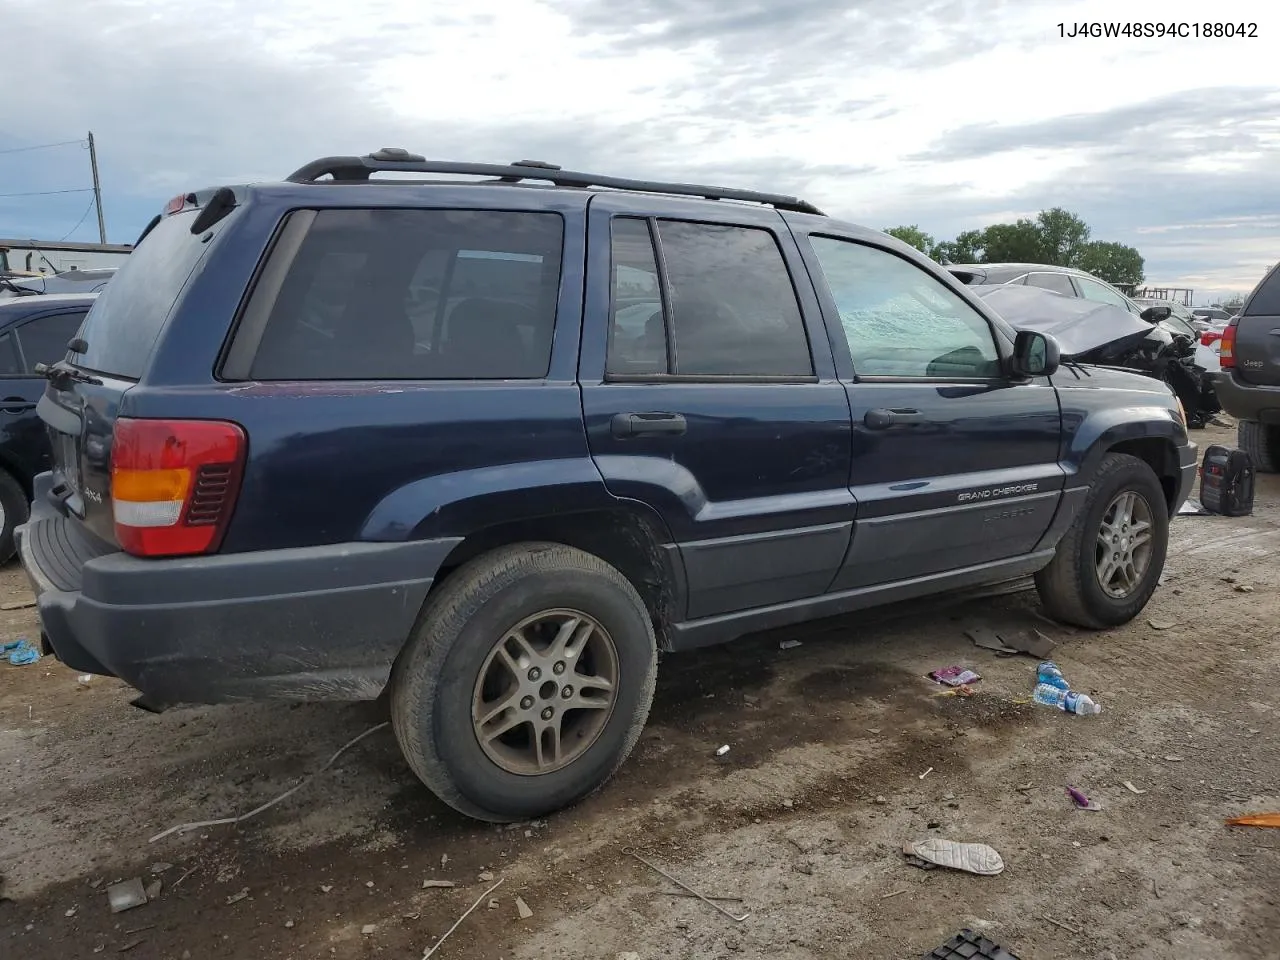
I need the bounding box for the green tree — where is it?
[883,225,935,255]
[931,229,985,264]
[1075,241,1145,286]
[979,219,1045,263]
[1037,207,1092,266]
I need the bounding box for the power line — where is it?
[59,196,97,241]
[0,138,86,157]
[0,187,95,199]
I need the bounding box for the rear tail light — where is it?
[111,418,247,557]
[1201,330,1222,346]
[1219,319,1238,369]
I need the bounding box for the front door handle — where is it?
[1,396,36,414]
[864,408,926,430]
[611,412,688,438]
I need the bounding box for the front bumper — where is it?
[16,473,460,706]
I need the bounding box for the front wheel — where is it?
[390,543,658,822]
[1035,453,1169,629]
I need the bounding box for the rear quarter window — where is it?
[72,210,212,379]
[236,209,564,381]
[1243,265,1280,316]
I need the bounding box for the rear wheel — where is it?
[1238,420,1280,473]
[391,542,658,822]
[1035,453,1169,629]
[0,469,30,564]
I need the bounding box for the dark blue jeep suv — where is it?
[18,150,1197,822]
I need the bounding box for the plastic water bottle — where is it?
[1033,683,1101,715]
[1036,661,1069,690]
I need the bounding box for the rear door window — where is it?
[1243,265,1280,316]
[72,211,211,378]
[606,219,812,377]
[242,209,564,380]
[15,310,88,373]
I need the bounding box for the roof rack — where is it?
[284,148,825,216]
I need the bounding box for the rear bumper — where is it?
[1210,372,1280,423]
[16,473,460,706]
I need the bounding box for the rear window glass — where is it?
[246,209,564,380]
[1244,265,1280,316]
[72,210,210,379]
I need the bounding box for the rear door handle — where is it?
[864,408,927,430]
[1,396,36,414]
[611,412,688,438]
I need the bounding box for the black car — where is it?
[17,151,1195,822]
[0,294,97,558]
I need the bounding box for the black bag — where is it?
[1200,445,1255,516]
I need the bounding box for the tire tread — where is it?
[1238,420,1280,473]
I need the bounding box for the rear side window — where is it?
[1244,265,1280,316]
[243,209,564,380]
[1076,276,1135,312]
[73,211,211,379]
[1026,272,1075,296]
[605,217,812,378]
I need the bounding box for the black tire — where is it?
[0,469,30,564]
[1035,453,1169,629]
[1238,420,1280,473]
[390,542,658,822]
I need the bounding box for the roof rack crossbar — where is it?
[284,151,825,216]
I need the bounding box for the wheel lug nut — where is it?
[520,696,534,710]
[528,667,541,681]
[561,685,574,699]
[553,661,566,675]
[540,707,554,721]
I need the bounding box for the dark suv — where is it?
[1212,262,1280,467]
[19,151,1197,822]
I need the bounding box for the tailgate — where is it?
[1232,263,1280,385]
[32,203,218,548]
[38,374,135,546]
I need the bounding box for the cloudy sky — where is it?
[1,0,1276,302]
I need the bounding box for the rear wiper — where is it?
[34,360,102,387]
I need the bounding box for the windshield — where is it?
[72,210,212,379]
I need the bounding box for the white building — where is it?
[0,238,132,275]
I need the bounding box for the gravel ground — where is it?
[2,421,1277,960]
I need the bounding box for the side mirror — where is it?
[1012,330,1061,378]
[1140,305,1172,323]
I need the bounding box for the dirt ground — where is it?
[2,421,1278,960]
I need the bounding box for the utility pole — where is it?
[87,130,107,243]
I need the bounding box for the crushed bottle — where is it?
[1036,661,1069,691]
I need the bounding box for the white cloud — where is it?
[0,0,1277,300]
